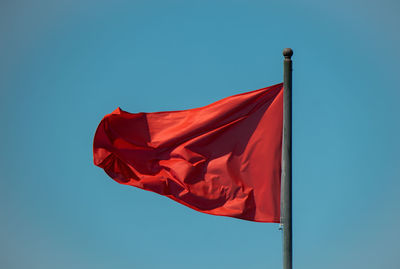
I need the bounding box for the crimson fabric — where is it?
[93,83,283,222]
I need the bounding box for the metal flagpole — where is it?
[281,48,293,269]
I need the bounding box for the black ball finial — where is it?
[283,48,293,58]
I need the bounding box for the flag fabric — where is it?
[93,83,283,222]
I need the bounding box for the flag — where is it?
[93,83,283,222]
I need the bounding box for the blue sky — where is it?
[1,0,399,268]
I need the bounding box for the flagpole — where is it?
[282,48,293,269]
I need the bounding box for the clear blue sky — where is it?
[1,1,399,268]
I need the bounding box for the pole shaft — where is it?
[281,48,293,269]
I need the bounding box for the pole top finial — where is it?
[283,48,293,59]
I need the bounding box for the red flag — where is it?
[93,83,283,222]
